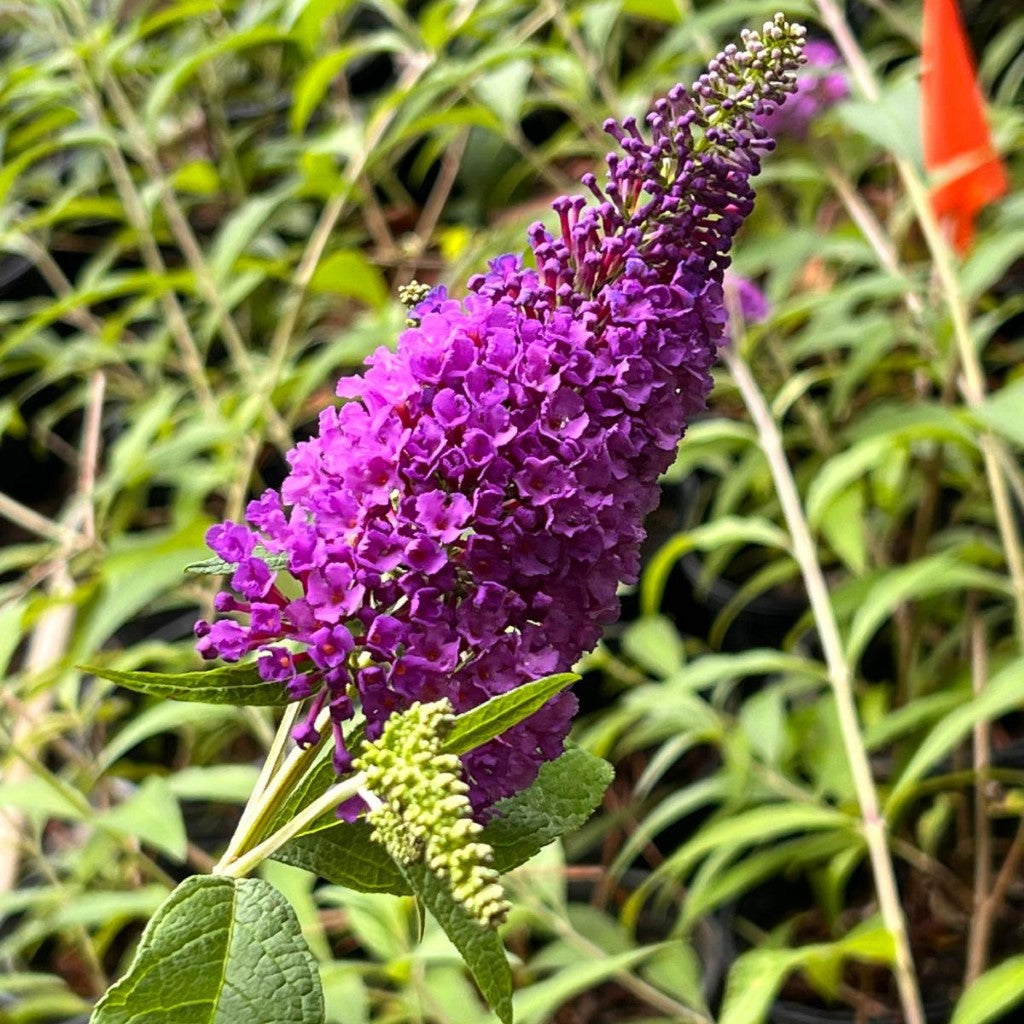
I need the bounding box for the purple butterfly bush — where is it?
[195,17,806,816]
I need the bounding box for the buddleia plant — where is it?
[88,16,805,1023]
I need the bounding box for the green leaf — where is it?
[836,76,923,167]
[166,765,261,804]
[482,747,614,874]
[844,553,1008,667]
[98,703,238,773]
[144,27,296,125]
[654,803,854,886]
[98,777,187,862]
[641,518,791,615]
[443,672,579,755]
[308,250,388,308]
[621,615,685,678]
[90,876,324,1024]
[474,59,532,125]
[973,378,1024,447]
[183,549,289,576]
[400,862,512,1024]
[817,484,867,574]
[514,945,667,1024]
[207,184,298,289]
[273,822,411,895]
[952,955,1024,1024]
[289,37,403,133]
[83,661,290,706]
[718,948,805,1024]
[888,657,1024,814]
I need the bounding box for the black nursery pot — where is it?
[770,1001,955,1024]
[656,472,808,653]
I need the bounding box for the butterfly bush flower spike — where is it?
[754,39,846,140]
[195,16,806,819]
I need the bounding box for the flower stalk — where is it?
[722,342,926,1024]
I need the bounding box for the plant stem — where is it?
[215,773,366,879]
[816,0,1024,648]
[722,345,926,1024]
[214,705,332,872]
[965,616,993,985]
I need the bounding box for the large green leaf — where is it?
[482,747,614,874]
[83,661,290,706]
[273,823,411,895]
[91,876,324,1024]
[400,862,512,1024]
[443,672,579,755]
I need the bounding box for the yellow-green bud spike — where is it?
[355,700,511,928]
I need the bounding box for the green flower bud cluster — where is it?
[355,700,509,928]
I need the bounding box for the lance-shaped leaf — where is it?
[83,661,288,706]
[443,672,579,755]
[400,861,513,1024]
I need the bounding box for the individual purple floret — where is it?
[753,39,847,140]
[195,17,805,816]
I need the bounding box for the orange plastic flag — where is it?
[921,0,1008,253]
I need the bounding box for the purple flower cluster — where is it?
[753,39,847,140]
[195,17,804,815]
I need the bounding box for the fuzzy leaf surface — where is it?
[90,875,324,1024]
[273,823,411,895]
[482,747,614,873]
[400,862,512,1024]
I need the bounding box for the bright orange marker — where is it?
[921,0,1008,253]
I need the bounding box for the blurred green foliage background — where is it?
[1,1,1023,1022]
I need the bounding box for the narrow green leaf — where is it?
[483,747,614,874]
[641,518,791,615]
[83,661,290,706]
[888,658,1024,814]
[98,703,238,773]
[308,250,388,308]
[952,955,1024,1024]
[289,38,403,133]
[514,944,666,1024]
[718,948,805,1024]
[98,777,187,862]
[144,28,296,125]
[844,553,1009,667]
[400,862,513,1024]
[183,549,289,576]
[655,803,854,884]
[836,76,923,166]
[443,672,579,755]
[973,378,1024,447]
[273,823,411,895]
[90,876,324,1024]
[621,615,685,678]
[207,185,297,289]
